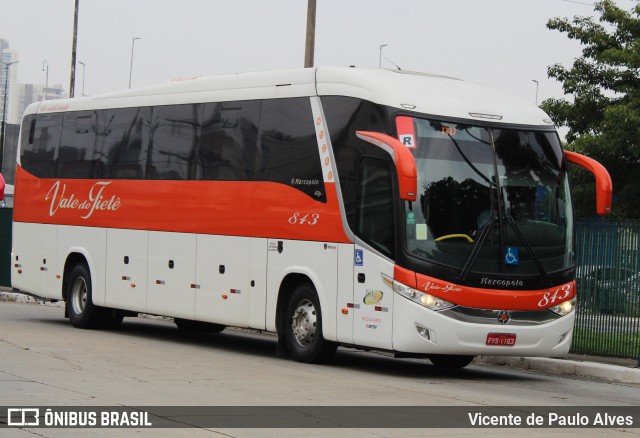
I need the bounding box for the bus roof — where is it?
[26,67,553,127]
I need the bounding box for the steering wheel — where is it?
[435,234,474,243]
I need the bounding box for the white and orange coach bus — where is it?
[11,67,612,368]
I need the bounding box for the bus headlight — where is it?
[392,280,456,311]
[548,297,576,316]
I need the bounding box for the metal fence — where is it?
[1,123,19,184]
[0,208,11,287]
[572,218,640,359]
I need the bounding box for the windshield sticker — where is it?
[416,224,428,240]
[406,211,416,225]
[505,247,520,266]
[396,116,416,148]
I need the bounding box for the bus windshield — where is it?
[401,117,574,278]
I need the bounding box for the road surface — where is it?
[0,300,638,437]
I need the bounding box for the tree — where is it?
[542,0,640,218]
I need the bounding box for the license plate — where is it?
[486,333,516,346]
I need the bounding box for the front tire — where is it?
[66,262,122,329]
[284,283,336,363]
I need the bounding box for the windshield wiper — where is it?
[457,211,497,280]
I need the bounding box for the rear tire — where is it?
[66,262,122,329]
[428,354,475,369]
[284,283,337,363]
[66,262,101,329]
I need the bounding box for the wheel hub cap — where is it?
[291,299,317,347]
[71,277,87,314]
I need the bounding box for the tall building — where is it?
[16,83,67,119]
[0,38,19,124]
[1,37,68,123]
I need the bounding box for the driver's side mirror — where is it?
[355,131,417,201]
[564,150,612,215]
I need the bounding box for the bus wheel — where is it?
[428,354,475,369]
[66,262,122,329]
[174,318,225,333]
[66,262,101,329]
[284,283,337,363]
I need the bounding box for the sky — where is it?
[0,0,637,105]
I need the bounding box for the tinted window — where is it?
[98,107,151,179]
[320,96,391,228]
[199,100,260,181]
[357,158,395,258]
[19,114,36,173]
[148,104,200,180]
[257,98,325,201]
[58,111,100,178]
[20,113,64,178]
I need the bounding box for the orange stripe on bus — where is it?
[413,272,576,311]
[13,166,351,243]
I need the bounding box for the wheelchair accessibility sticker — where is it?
[505,247,519,266]
[354,249,364,266]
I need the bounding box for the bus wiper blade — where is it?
[457,212,496,281]
[505,216,551,288]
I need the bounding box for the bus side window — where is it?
[20,113,63,178]
[99,107,151,179]
[256,98,326,202]
[356,158,395,259]
[320,96,390,230]
[199,100,260,181]
[58,111,100,179]
[148,104,201,180]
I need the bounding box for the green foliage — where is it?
[572,327,639,358]
[542,0,640,218]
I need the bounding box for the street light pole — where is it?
[69,0,79,98]
[304,0,316,68]
[79,61,86,96]
[379,44,388,68]
[129,37,141,89]
[532,79,539,106]
[42,60,49,100]
[1,60,19,174]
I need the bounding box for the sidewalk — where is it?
[2,286,639,384]
[475,355,640,385]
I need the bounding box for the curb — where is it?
[476,355,640,385]
[0,289,63,307]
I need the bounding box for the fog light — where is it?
[416,325,436,343]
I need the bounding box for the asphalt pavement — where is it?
[2,286,639,385]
